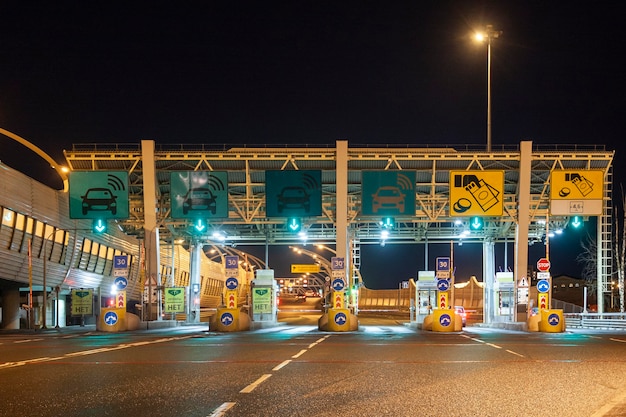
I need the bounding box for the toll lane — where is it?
[1,325,626,416]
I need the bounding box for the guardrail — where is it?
[564,313,626,330]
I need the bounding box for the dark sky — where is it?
[0,2,623,287]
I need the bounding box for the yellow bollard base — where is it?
[538,309,565,333]
[432,309,456,332]
[212,308,251,332]
[318,308,358,331]
[97,308,126,332]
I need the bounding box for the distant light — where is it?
[212,231,226,241]
[475,32,485,42]
[381,230,389,240]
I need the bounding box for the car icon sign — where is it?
[81,188,118,215]
[182,187,217,214]
[277,186,310,213]
[371,186,405,213]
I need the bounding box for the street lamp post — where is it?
[42,229,67,330]
[475,25,502,152]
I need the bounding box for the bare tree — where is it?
[576,234,597,294]
[613,186,625,313]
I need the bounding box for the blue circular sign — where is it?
[537,279,550,293]
[332,278,345,291]
[104,311,118,326]
[437,279,450,291]
[334,312,347,326]
[220,312,234,326]
[439,313,452,327]
[114,276,128,290]
[225,277,239,290]
[548,313,560,326]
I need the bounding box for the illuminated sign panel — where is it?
[550,170,604,215]
[449,171,504,216]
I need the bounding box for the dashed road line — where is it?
[240,374,272,393]
[207,402,236,417]
[292,349,307,358]
[272,360,291,371]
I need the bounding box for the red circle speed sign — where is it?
[537,258,551,271]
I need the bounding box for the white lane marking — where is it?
[0,335,195,370]
[292,349,307,359]
[467,335,524,356]
[207,402,236,417]
[240,374,272,394]
[506,349,525,358]
[610,338,626,343]
[14,338,43,344]
[273,360,291,371]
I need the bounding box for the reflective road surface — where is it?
[1,314,626,417]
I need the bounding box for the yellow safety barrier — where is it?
[538,309,565,333]
[432,309,456,332]
[98,307,126,332]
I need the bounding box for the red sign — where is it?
[334,294,343,308]
[439,293,448,309]
[228,294,236,308]
[538,293,548,309]
[537,258,551,272]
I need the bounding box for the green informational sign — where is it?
[361,171,416,216]
[252,287,272,314]
[164,287,185,313]
[170,171,229,219]
[71,289,93,316]
[69,171,129,219]
[265,170,322,217]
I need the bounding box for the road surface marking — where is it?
[292,349,307,358]
[240,374,272,393]
[610,338,626,343]
[208,402,236,417]
[506,349,525,357]
[14,338,43,343]
[273,360,291,371]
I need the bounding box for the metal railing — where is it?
[564,313,626,330]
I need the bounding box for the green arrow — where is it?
[289,218,300,231]
[571,216,582,228]
[471,218,482,229]
[194,219,206,232]
[94,219,106,233]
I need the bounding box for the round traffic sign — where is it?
[225,277,239,290]
[537,258,551,272]
[104,311,118,326]
[114,276,128,290]
[437,279,450,292]
[331,278,345,292]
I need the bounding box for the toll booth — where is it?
[250,269,278,325]
[495,272,515,322]
[415,271,437,325]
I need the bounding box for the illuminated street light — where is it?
[474,25,502,152]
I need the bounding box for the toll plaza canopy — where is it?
[63,140,614,306]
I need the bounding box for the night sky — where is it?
[0,2,624,288]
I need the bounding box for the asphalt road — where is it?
[1,308,626,417]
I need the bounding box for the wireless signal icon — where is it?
[107,174,126,191]
[302,173,320,191]
[396,173,414,190]
[207,175,226,191]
